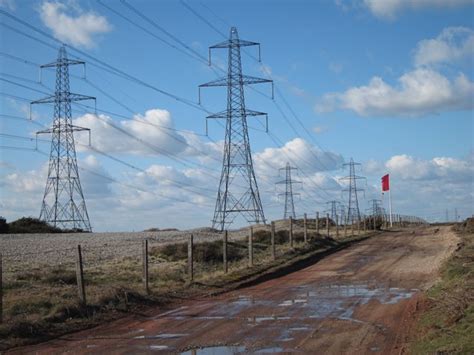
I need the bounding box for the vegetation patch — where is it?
[0,217,85,234]
[412,220,474,354]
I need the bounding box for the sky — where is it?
[0,0,473,231]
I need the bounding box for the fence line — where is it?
[0,213,428,320]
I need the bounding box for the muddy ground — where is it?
[8,225,458,354]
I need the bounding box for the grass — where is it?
[0,227,372,350]
[411,224,474,354]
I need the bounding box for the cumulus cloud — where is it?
[362,153,474,221]
[341,0,474,19]
[316,68,474,116]
[254,138,344,179]
[414,27,474,67]
[74,109,190,156]
[39,0,112,48]
[386,154,474,182]
[317,26,474,117]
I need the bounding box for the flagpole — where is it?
[389,188,393,227]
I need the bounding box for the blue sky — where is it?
[0,0,473,231]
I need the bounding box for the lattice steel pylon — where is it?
[367,199,384,217]
[326,200,340,224]
[339,158,365,224]
[31,46,94,232]
[276,163,301,219]
[200,27,273,231]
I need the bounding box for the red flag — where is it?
[382,174,390,192]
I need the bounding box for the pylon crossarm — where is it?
[199,77,227,88]
[70,125,91,146]
[31,95,55,105]
[241,75,272,85]
[40,58,84,69]
[210,39,259,49]
[69,93,96,103]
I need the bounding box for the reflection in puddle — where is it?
[135,333,188,339]
[150,345,169,350]
[181,345,246,354]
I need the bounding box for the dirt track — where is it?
[10,225,458,354]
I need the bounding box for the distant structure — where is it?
[340,158,365,224]
[326,200,341,224]
[367,199,384,217]
[31,46,94,232]
[276,163,301,219]
[200,27,273,231]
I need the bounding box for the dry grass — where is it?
[411,223,474,354]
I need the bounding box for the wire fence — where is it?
[0,214,427,326]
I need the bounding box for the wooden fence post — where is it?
[223,230,228,273]
[289,217,294,248]
[75,245,86,306]
[326,213,330,238]
[358,219,361,235]
[363,218,366,232]
[351,221,354,236]
[316,212,320,235]
[188,234,194,281]
[0,253,3,324]
[303,213,308,243]
[271,221,276,261]
[344,219,347,237]
[142,239,149,294]
[248,227,254,267]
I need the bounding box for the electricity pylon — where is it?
[276,163,301,219]
[339,158,365,224]
[200,27,273,231]
[326,200,340,225]
[31,46,94,232]
[367,199,384,216]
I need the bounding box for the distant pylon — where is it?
[367,199,383,216]
[31,46,94,232]
[340,158,365,224]
[276,163,301,219]
[326,200,340,224]
[200,27,273,231]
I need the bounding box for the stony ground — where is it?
[0,221,299,273]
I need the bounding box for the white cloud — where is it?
[317,26,474,117]
[74,109,189,156]
[316,68,474,116]
[361,0,472,19]
[254,138,344,177]
[385,154,473,182]
[414,27,474,67]
[39,0,112,48]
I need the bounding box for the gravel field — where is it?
[0,223,282,272]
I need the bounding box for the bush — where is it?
[6,217,63,234]
[0,216,8,233]
[151,239,247,264]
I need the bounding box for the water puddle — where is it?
[150,345,169,350]
[134,333,188,339]
[181,345,246,354]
